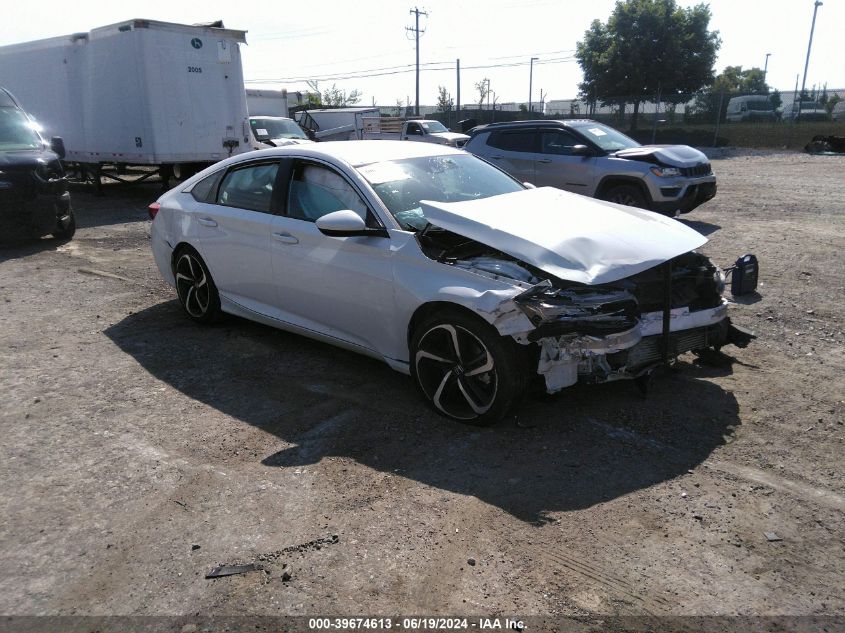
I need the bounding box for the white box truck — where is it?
[0,19,252,189]
[246,88,289,118]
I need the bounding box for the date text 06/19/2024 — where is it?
[307,617,526,630]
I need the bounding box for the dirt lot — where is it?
[1,152,844,631]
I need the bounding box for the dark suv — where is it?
[0,87,74,239]
[464,119,716,215]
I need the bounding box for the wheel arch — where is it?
[407,301,492,351]
[595,175,652,205]
[170,241,202,275]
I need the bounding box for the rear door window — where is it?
[487,129,538,153]
[216,161,280,213]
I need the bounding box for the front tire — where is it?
[600,184,648,210]
[174,247,221,323]
[51,208,76,240]
[410,310,525,426]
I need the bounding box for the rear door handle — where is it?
[197,217,218,227]
[538,159,552,164]
[273,232,299,244]
[490,155,504,160]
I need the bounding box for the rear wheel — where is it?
[600,184,648,210]
[410,310,525,426]
[174,247,221,323]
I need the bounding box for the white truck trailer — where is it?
[0,19,252,189]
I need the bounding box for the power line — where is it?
[244,56,575,84]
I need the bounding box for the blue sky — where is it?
[3,0,841,106]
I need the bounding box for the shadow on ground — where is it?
[105,301,740,524]
[680,219,721,236]
[69,182,166,229]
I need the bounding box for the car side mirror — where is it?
[315,210,388,238]
[523,182,537,189]
[571,144,591,156]
[50,136,66,159]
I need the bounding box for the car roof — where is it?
[229,140,465,168]
[469,119,599,135]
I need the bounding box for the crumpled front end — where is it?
[499,251,755,393]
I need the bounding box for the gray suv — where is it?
[464,120,716,215]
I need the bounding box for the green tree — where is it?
[712,66,768,94]
[475,78,490,109]
[690,66,771,123]
[436,86,454,113]
[770,89,782,112]
[321,84,362,107]
[576,0,720,130]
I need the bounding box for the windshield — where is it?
[568,121,640,151]
[0,108,42,150]
[421,121,448,133]
[250,118,308,140]
[358,154,524,231]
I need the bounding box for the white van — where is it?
[726,95,775,122]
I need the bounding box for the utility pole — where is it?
[529,57,538,113]
[486,78,491,113]
[798,0,823,122]
[456,59,461,118]
[764,53,771,82]
[406,7,428,116]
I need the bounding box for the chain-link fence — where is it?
[379,89,845,150]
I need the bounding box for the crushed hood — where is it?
[613,144,707,168]
[420,187,707,285]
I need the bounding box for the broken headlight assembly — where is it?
[513,281,639,340]
[649,165,681,178]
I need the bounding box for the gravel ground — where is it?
[0,152,843,632]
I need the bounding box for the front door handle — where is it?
[490,155,504,160]
[273,232,299,244]
[538,158,552,164]
[197,217,218,227]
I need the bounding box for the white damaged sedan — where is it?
[149,141,755,425]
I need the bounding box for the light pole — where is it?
[798,0,823,121]
[528,57,538,113]
[764,53,771,81]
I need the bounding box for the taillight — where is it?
[148,202,161,220]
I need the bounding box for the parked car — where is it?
[294,109,469,146]
[830,100,845,122]
[389,120,470,147]
[726,95,776,122]
[0,87,74,240]
[249,116,314,149]
[464,120,716,215]
[781,101,828,122]
[149,141,755,425]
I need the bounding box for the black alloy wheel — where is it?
[174,248,220,323]
[411,311,525,425]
